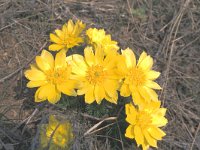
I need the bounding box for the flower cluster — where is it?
[25,19,167,150]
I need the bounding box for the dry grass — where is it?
[0,0,200,149]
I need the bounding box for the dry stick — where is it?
[0,41,47,83]
[85,122,117,136]
[22,108,39,134]
[46,123,61,150]
[190,123,200,150]
[84,117,117,136]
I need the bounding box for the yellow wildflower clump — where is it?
[67,46,120,104]
[40,115,74,149]
[86,28,119,55]
[25,50,77,104]
[49,19,85,52]
[118,48,162,106]
[23,19,168,150]
[125,101,168,150]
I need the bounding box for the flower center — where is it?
[86,65,106,84]
[46,68,67,84]
[136,111,152,128]
[127,67,146,86]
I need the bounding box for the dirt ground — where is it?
[0,0,200,150]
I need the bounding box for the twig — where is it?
[85,122,117,136]
[0,41,47,83]
[84,117,117,136]
[47,123,61,150]
[22,108,39,134]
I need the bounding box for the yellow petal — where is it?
[47,84,61,104]
[152,116,168,127]
[49,115,59,126]
[107,69,120,80]
[104,92,118,104]
[36,56,52,71]
[146,70,160,80]
[145,80,162,90]
[57,81,77,96]
[131,90,145,106]
[158,108,167,116]
[77,83,91,95]
[122,48,136,68]
[73,20,85,35]
[138,51,147,65]
[71,54,87,76]
[142,143,149,150]
[125,125,134,139]
[85,86,95,104]
[103,52,117,69]
[126,114,136,125]
[104,80,118,99]
[145,87,158,101]
[125,104,137,124]
[35,87,46,102]
[94,85,105,104]
[138,86,151,101]
[40,50,54,69]
[125,103,137,115]
[62,24,68,33]
[36,50,54,71]
[50,33,62,44]
[95,46,104,65]
[25,66,46,81]
[134,125,144,146]
[55,50,66,69]
[55,29,64,39]
[120,83,131,97]
[37,84,61,104]
[27,80,47,88]
[138,55,153,71]
[84,47,95,66]
[66,55,73,64]
[143,129,157,147]
[49,44,65,51]
[148,127,166,140]
[147,101,161,109]
[67,19,74,34]
[47,116,60,138]
[117,56,129,75]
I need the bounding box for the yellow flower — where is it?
[86,28,119,55]
[49,19,86,52]
[67,46,120,104]
[24,50,77,104]
[125,101,168,150]
[40,115,74,149]
[118,48,161,106]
